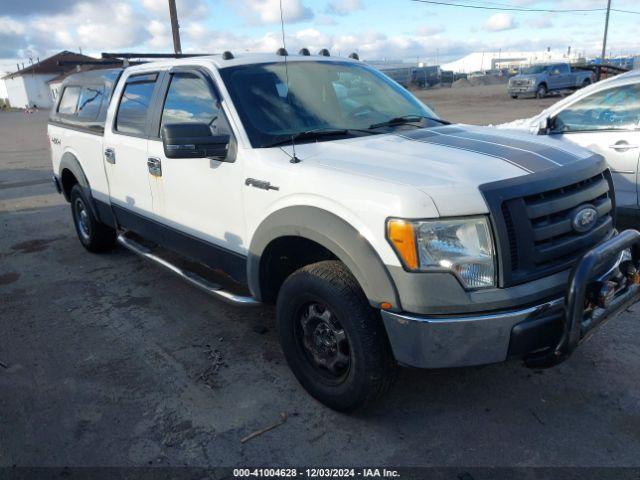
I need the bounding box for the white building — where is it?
[0,74,8,101]
[442,50,584,74]
[1,51,96,109]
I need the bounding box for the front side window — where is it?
[553,84,640,133]
[58,86,81,115]
[219,61,439,147]
[77,86,104,120]
[115,74,157,136]
[522,65,548,75]
[160,73,227,134]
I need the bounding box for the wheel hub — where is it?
[300,303,350,377]
[74,198,91,240]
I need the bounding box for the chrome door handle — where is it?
[104,148,116,164]
[147,157,162,177]
[609,142,638,152]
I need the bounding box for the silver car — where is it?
[500,69,640,221]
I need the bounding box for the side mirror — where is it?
[534,116,555,135]
[161,123,230,160]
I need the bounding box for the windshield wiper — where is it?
[264,128,373,148]
[368,114,449,130]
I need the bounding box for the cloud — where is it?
[146,20,172,50]
[1,0,85,16]
[417,25,445,36]
[314,15,338,26]
[325,0,364,16]
[0,17,28,58]
[0,1,158,60]
[483,13,517,32]
[526,16,553,29]
[234,0,314,25]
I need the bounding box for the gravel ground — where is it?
[414,83,561,125]
[1,87,639,469]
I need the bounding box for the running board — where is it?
[117,233,261,307]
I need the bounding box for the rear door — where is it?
[103,72,163,222]
[551,82,640,209]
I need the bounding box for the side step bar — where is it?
[117,233,261,307]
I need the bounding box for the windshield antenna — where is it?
[279,0,301,163]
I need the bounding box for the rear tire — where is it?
[276,260,397,411]
[582,78,591,88]
[536,84,547,99]
[70,184,116,253]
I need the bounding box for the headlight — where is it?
[387,217,496,289]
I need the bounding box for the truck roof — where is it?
[122,52,358,73]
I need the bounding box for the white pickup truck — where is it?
[49,52,640,411]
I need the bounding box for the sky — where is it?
[1,0,640,73]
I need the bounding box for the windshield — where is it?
[521,65,549,75]
[219,61,440,148]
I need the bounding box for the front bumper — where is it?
[381,230,640,369]
[508,84,536,94]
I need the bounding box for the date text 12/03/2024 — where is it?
[233,468,401,478]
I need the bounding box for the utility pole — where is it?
[599,0,612,80]
[168,0,182,55]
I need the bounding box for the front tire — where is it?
[276,260,397,411]
[536,84,548,99]
[70,184,116,253]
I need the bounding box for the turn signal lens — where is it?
[387,219,418,270]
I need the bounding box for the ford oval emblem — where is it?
[572,205,598,233]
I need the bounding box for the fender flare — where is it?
[247,206,402,311]
[58,152,114,226]
[59,152,91,201]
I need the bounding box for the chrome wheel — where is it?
[73,197,91,242]
[298,302,351,379]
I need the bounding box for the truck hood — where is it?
[283,124,594,216]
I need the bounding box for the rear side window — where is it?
[115,74,158,136]
[77,86,104,120]
[58,86,81,115]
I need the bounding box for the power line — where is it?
[409,0,640,15]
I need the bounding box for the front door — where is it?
[146,69,247,266]
[547,65,565,90]
[551,82,640,209]
[104,72,162,221]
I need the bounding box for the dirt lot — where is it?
[1,86,639,469]
[414,83,560,125]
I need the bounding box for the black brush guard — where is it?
[526,229,640,368]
